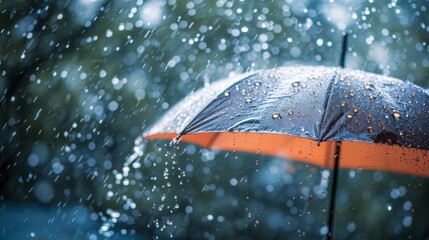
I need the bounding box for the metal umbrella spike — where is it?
[143,65,429,237]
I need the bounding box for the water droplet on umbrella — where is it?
[272,112,282,119]
[349,91,355,97]
[288,110,293,115]
[353,108,358,113]
[293,89,299,93]
[292,81,300,87]
[346,114,353,119]
[367,126,374,133]
[224,91,230,97]
[254,81,262,86]
[364,82,375,90]
[245,98,252,103]
[392,109,400,119]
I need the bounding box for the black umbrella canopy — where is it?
[144,65,429,176]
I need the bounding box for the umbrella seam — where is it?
[317,69,339,144]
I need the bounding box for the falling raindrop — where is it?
[386,203,393,211]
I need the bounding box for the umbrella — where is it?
[143,65,429,238]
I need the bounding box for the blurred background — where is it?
[0,0,428,239]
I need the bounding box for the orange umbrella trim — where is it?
[145,132,429,178]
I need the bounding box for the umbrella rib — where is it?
[206,132,221,148]
[317,70,339,144]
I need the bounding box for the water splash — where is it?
[99,137,147,237]
[99,136,188,238]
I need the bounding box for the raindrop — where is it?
[353,108,358,113]
[320,226,328,235]
[403,216,413,227]
[367,126,374,133]
[230,178,238,186]
[364,82,375,90]
[272,112,282,119]
[292,81,300,87]
[349,91,355,97]
[386,203,392,211]
[288,110,293,115]
[293,89,299,93]
[254,81,262,86]
[403,201,412,211]
[245,98,252,103]
[346,114,353,119]
[347,221,356,232]
[392,109,400,119]
[224,91,230,97]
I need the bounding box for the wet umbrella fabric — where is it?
[144,65,429,177]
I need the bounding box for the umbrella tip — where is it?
[339,33,348,68]
[169,134,182,146]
